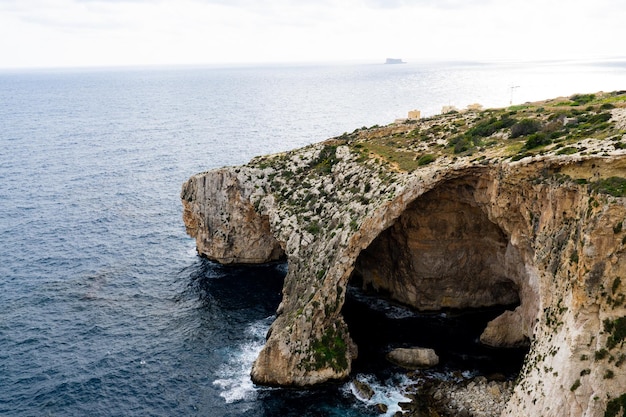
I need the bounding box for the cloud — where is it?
[0,0,623,68]
[361,0,491,8]
[0,0,124,31]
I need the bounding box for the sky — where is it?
[0,0,624,69]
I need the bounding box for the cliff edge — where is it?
[182,92,626,417]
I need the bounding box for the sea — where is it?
[1,59,624,416]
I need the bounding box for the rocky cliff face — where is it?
[181,169,284,264]
[182,92,626,417]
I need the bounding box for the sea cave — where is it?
[342,176,531,378]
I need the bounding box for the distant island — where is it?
[385,58,405,64]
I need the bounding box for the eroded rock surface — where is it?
[182,92,626,417]
[421,376,515,417]
[182,168,284,264]
[353,177,520,311]
[386,347,439,369]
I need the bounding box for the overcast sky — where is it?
[0,0,624,69]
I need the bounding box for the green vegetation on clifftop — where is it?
[329,91,626,170]
[246,91,626,252]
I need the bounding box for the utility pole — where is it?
[510,85,520,105]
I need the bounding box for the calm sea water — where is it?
[1,59,624,416]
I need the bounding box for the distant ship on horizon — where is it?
[385,58,406,64]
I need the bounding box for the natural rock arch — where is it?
[348,174,534,349]
[353,177,520,309]
[183,154,626,417]
[245,167,544,387]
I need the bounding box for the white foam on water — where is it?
[212,316,273,404]
[346,373,412,417]
[346,370,479,416]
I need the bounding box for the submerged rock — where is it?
[352,379,375,400]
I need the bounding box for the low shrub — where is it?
[590,177,626,197]
[447,115,516,153]
[467,116,517,139]
[524,132,551,149]
[448,135,474,154]
[312,145,338,173]
[511,118,542,138]
[604,316,626,350]
[570,93,596,105]
[605,394,626,417]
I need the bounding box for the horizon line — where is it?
[1,55,625,73]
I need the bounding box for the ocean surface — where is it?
[1,59,625,416]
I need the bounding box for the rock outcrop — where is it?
[480,308,529,348]
[386,347,440,369]
[182,92,626,416]
[420,376,516,417]
[181,169,284,264]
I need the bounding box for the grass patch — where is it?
[365,142,424,171]
[417,154,436,166]
[306,222,321,235]
[310,328,348,372]
[556,146,579,155]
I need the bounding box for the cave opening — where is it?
[342,178,529,378]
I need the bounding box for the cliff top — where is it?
[343,91,626,168]
[250,90,626,189]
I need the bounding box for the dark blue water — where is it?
[1,60,625,416]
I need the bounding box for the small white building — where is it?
[466,103,483,111]
[441,105,459,114]
[408,110,421,120]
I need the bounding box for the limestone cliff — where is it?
[182,92,626,417]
